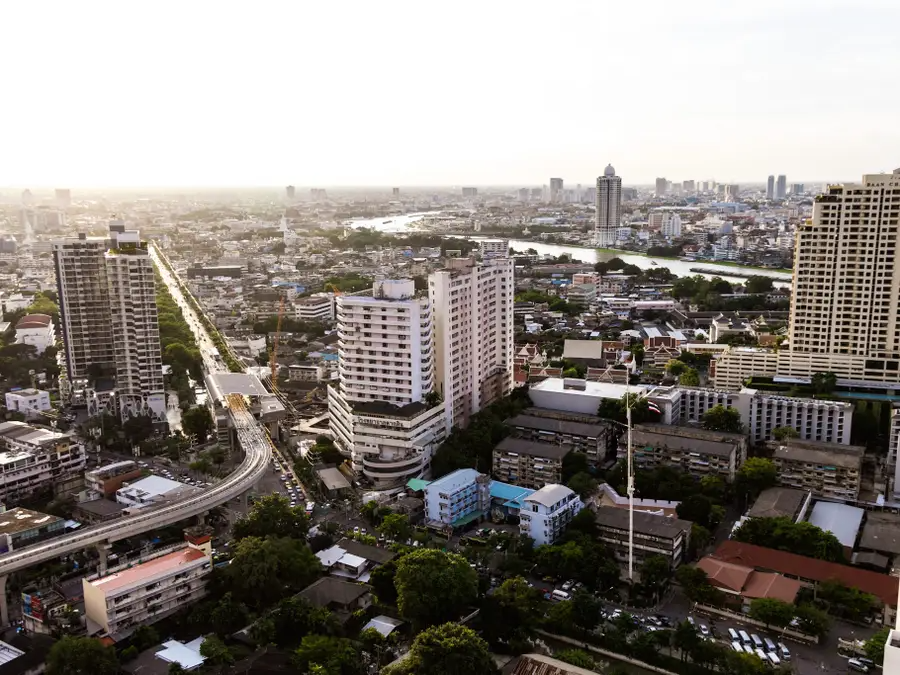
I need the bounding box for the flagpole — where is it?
[627,385,634,582]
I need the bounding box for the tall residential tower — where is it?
[595,165,622,247]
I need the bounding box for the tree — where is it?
[561,452,591,483]
[481,577,543,646]
[132,624,161,650]
[672,621,701,663]
[736,457,777,500]
[209,592,251,636]
[182,406,213,443]
[811,371,837,396]
[675,566,723,606]
[701,404,744,433]
[570,589,602,632]
[232,494,309,541]
[772,425,799,441]
[567,471,599,499]
[679,367,700,386]
[46,636,119,675]
[384,623,496,675]
[666,359,688,376]
[817,579,880,620]
[378,513,412,542]
[122,413,154,443]
[676,494,724,530]
[555,650,595,670]
[744,276,775,294]
[749,597,795,628]
[199,635,234,668]
[368,558,400,605]
[394,549,478,628]
[169,664,187,675]
[732,516,844,562]
[226,536,321,608]
[292,635,359,675]
[639,555,672,602]
[794,603,831,637]
[865,627,890,665]
[699,475,726,501]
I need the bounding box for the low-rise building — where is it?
[746,487,811,522]
[314,538,395,582]
[83,535,212,639]
[294,294,335,322]
[14,314,55,354]
[505,412,610,465]
[4,389,51,415]
[0,507,65,553]
[0,421,85,503]
[621,424,748,482]
[115,476,201,511]
[529,378,651,416]
[696,557,802,609]
[288,363,325,382]
[771,440,864,500]
[595,505,692,570]
[86,461,143,498]
[298,577,371,623]
[423,468,492,529]
[518,484,583,546]
[710,347,779,390]
[492,437,570,489]
[807,501,864,560]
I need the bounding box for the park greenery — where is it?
[732,516,845,562]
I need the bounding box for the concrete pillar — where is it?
[0,575,8,627]
[96,543,109,576]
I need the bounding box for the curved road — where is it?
[0,247,272,591]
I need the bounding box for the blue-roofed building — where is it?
[417,469,538,530]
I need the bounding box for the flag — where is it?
[647,401,661,415]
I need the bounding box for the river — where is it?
[345,213,793,287]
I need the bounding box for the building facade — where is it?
[621,424,747,482]
[430,257,514,431]
[14,314,55,354]
[492,437,569,489]
[4,389,51,415]
[423,468,491,528]
[53,224,165,421]
[519,484,583,546]
[595,505,691,570]
[0,421,85,503]
[85,461,143,498]
[771,440,864,501]
[295,294,335,322]
[595,165,622,247]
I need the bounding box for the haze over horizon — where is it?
[4,0,900,188]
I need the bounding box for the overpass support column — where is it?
[0,575,8,627]
[96,543,109,576]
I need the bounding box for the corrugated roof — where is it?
[808,501,864,549]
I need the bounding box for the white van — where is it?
[767,653,781,667]
[754,648,767,661]
[738,630,751,645]
[778,642,791,661]
[728,628,739,642]
[551,589,570,602]
[764,637,777,652]
[742,644,755,655]
[731,641,743,652]
[751,633,764,649]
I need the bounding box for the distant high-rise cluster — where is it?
[549,177,564,203]
[462,187,478,198]
[392,187,400,198]
[53,222,165,421]
[595,164,622,247]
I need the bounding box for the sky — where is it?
[3,0,900,188]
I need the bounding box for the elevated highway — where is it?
[0,250,273,624]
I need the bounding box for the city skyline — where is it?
[3,0,899,188]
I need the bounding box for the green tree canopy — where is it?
[480,576,543,646]
[732,516,844,562]
[182,406,213,442]
[199,634,234,667]
[772,425,799,441]
[383,623,497,675]
[292,635,360,675]
[378,513,412,542]
[226,536,321,608]
[736,457,777,500]
[744,276,775,294]
[233,494,309,541]
[665,359,688,376]
[46,636,119,675]
[676,494,725,530]
[865,627,890,665]
[566,471,599,499]
[395,549,478,628]
[679,367,700,386]
[701,404,744,433]
[811,371,837,395]
[749,597,795,627]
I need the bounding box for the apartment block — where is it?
[430,257,514,431]
[0,421,85,503]
[595,505,692,570]
[83,536,212,638]
[710,347,779,390]
[771,440,864,500]
[504,412,610,465]
[492,437,569,489]
[519,484,583,546]
[53,224,165,421]
[891,405,900,497]
[295,293,335,322]
[328,279,446,488]
[4,389,51,415]
[621,424,747,482]
[423,468,491,528]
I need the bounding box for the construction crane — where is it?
[324,283,342,296]
[269,296,286,394]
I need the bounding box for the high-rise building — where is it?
[55,189,71,209]
[462,187,478,198]
[791,183,805,195]
[595,165,622,247]
[661,212,682,239]
[517,188,529,203]
[776,175,787,200]
[285,185,295,200]
[725,184,741,201]
[683,180,695,194]
[430,257,514,431]
[392,187,400,198]
[549,177,564,203]
[53,224,165,421]
[328,279,446,488]
[655,178,668,196]
[766,175,775,200]
[786,170,900,381]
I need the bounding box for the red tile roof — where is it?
[713,540,899,607]
[697,556,801,604]
[15,314,52,329]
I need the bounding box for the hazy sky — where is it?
[3,0,900,188]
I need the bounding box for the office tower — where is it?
[53,224,165,421]
[430,257,514,432]
[766,175,775,200]
[55,189,71,209]
[776,175,787,200]
[595,165,622,247]
[462,187,478,198]
[725,184,740,201]
[622,187,638,201]
[327,279,445,488]
[309,188,327,201]
[530,187,542,200]
[392,187,400,198]
[285,185,295,200]
[655,178,668,196]
[683,180,695,194]
[518,188,529,203]
[787,170,900,381]
[661,212,682,239]
[791,183,805,195]
[549,177,564,203]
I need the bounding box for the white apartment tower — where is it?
[766,175,775,200]
[328,280,445,489]
[430,257,514,431]
[787,170,900,383]
[776,174,787,200]
[54,224,165,421]
[595,165,622,247]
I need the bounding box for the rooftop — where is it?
[335,538,396,565]
[630,423,744,457]
[298,577,370,608]
[748,487,810,520]
[205,372,268,400]
[524,484,576,508]
[317,467,351,491]
[0,421,67,451]
[772,443,863,469]
[530,377,652,401]
[494,437,571,460]
[88,547,207,594]
[505,413,606,438]
[118,475,193,499]
[808,501,864,549]
[351,399,431,419]
[859,512,900,555]
[596,505,692,539]
[14,314,51,329]
[562,340,609,360]
[0,508,62,537]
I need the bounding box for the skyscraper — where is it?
[766,175,775,200]
[655,178,668,196]
[595,165,622,247]
[791,183,805,196]
[725,184,741,201]
[786,170,900,381]
[776,175,787,200]
[683,180,695,194]
[392,187,400,198]
[549,177,564,203]
[53,224,165,421]
[285,185,295,200]
[327,279,446,488]
[430,257,514,431]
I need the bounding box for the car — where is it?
[687,616,696,626]
[353,526,360,534]
[699,624,710,637]
[655,615,672,627]
[561,580,574,591]
[848,659,869,673]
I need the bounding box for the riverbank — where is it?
[551,244,790,275]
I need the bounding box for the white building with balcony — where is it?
[0,421,85,502]
[295,293,335,322]
[329,280,445,489]
[519,484,583,546]
[83,535,212,638]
